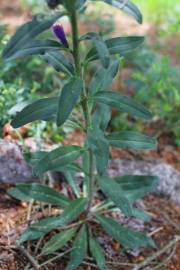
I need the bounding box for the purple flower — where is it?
[53,23,69,48]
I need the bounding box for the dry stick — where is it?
[17,246,40,270]
[34,248,73,269]
[151,244,177,270]
[27,199,34,222]
[133,236,180,270]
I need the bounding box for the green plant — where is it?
[134,0,180,35]
[3,0,159,268]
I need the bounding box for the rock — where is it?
[108,159,180,204]
[0,139,38,184]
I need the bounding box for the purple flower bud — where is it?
[53,23,69,48]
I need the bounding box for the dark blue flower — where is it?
[53,23,69,48]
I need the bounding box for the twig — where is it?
[107,261,135,267]
[27,200,34,222]
[148,227,163,237]
[34,236,44,255]
[17,246,40,270]
[133,236,180,270]
[35,248,73,269]
[151,244,177,270]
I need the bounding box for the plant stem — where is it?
[70,7,94,215]
[70,8,80,75]
[86,149,94,215]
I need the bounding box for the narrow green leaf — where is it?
[43,51,75,75]
[42,227,77,255]
[63,171,81,198]
[96,215,155,249]
[98,176,133,216]
[33,145,85,175]
[5,39,62,61]
[87,127,109,175]
[94,91,152,120]
[92,104,111,131]
[8,184,70,208]
[115,175,159,202]
[2,12,64,60]
[11,97,58,128]
[102,0,142,24]
[86,36,144,62]
[18,228,45,244]
[82,32,110,68]
[107,131,157,150]
[57,77,83,126]
[89,238,107,270]
[131,207,150,222]
[66,225,87,270]
[31,198,87,233]
[56,163,83,173]
[89,59,120,94]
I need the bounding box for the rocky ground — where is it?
[0,138,179,269]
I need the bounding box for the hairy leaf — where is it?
[101,0,142,24]
[42,227,77,255]
[89,238,107,270]
[86,36,144,62]
[43,51,75,75]
[57,77,83,126]
[18,228,45,244]
[87,128,109,175]
[94,91,152,120]
[107,131,157,150]
[31,198,87,233]
[89,59,120,94]
[96,215,155,249]
[11,97,58,128]
[8,183,70,208]
[98,176,133,216]
[81,32,110,68]
[2,12,64,60]
[33,145,85,175]
[4,39,62,61]
[66,225,87,270]
[115,175,159,202]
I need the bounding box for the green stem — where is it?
[70,7,94,214]
[86,149,94,214]
[70,8,80,74]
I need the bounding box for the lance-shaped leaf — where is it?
[63,171,81,198]
[115,175,159,202]
[42,227,77,255]
[86,36,144,62]
[17,228,45,244]
[101,0,142,24]
[89,59,120,94]
[98,176,133,216]
[57,77,83,126]
[92,104,111,131]
[33,145,85,175]
[5,39,62,61]
[107,131,157,150]
[30,198,87,233]
[43,51,75,75]
[8,183,70,208]
[11,97,58,128]
[81,32,110,68]
[87,127,109,175]
[93,91,152,120]
[66,225,87,270]
[96,215,155,249]
[89,238,107,270]
[2,12,64,60]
